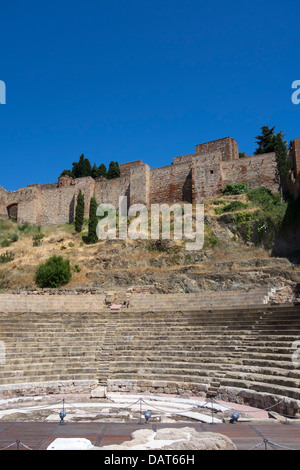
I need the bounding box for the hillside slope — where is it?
[0,190,298,294]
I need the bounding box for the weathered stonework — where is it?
[0,136,298,226]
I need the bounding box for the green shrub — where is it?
[221,183,249,195]
[213,199,226,205]
[18,223,29,232]
[32,233,45,247]
[0,251,15,264]
[215,201,249,214]
[72,264,81,273]
[1,238,12,248]
[11,233,19,243]
[35,255,72,288]
[246,187,279,207]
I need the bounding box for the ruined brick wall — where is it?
[222,152,278,192]
[0,187,8,219]
[195,137,239,161]
[150,161,192,205]
[94,175,130,209]
[0,185,43,226]
[192,151,223,202]
[40,177,95,226]
[129,163,150,207]
[120,161,144,177]
[291,139,300,178]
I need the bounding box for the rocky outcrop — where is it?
[95,427,236,451]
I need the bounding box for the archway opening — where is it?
[7,203,18,221]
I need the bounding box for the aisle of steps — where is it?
[97,317,119,385]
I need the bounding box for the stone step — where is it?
[220,378,300,400]
[107,359,300,377]
[0,372,98,385]
[116,350,295,363]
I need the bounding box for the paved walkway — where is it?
[0,421,300,451]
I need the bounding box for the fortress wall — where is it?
[291,138,300,178]
[173,153,196,165]
[195,137,239,161]
[120,160,144,177]
[150,161,192,205]
[94,175,130,209]
[222,152,278,191]
[58,186,76,225]
[74,177,96,221]
[129,163,150,207]
[1,137,294,227]
[0,185,43,226]
[17,185,42,226]
[192,151,224,201]
[40,188,60,226]
[0,187,8,219]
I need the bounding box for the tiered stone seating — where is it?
[0,311,110,397]
[128,289,270,312]
[0,292,299,413]
[105,305,300,402]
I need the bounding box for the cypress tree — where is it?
[87,197,98,244]
[107,161,120,179]
[74,190,85,233]
[273,131,291,198]
[72,154,92,178]
[91,163,100,179]
[98,163,107,178]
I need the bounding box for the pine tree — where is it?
[98,163,107,178]
[72,154,92,178]
[254,126,276,155]
[254,126,291,199]
[74,190,85,233]
[91,163,100,179]
[107,161,120,179]
[87,197,98,244]
[60,169,75,178]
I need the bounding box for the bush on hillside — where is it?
[35,255,72,288]
[215,200,249,214]
[246,187,280,207]
[221,183,249,195]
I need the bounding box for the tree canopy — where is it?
[60,156,119,180]
[254,125,291,189]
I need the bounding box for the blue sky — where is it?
[0,0,299,190]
